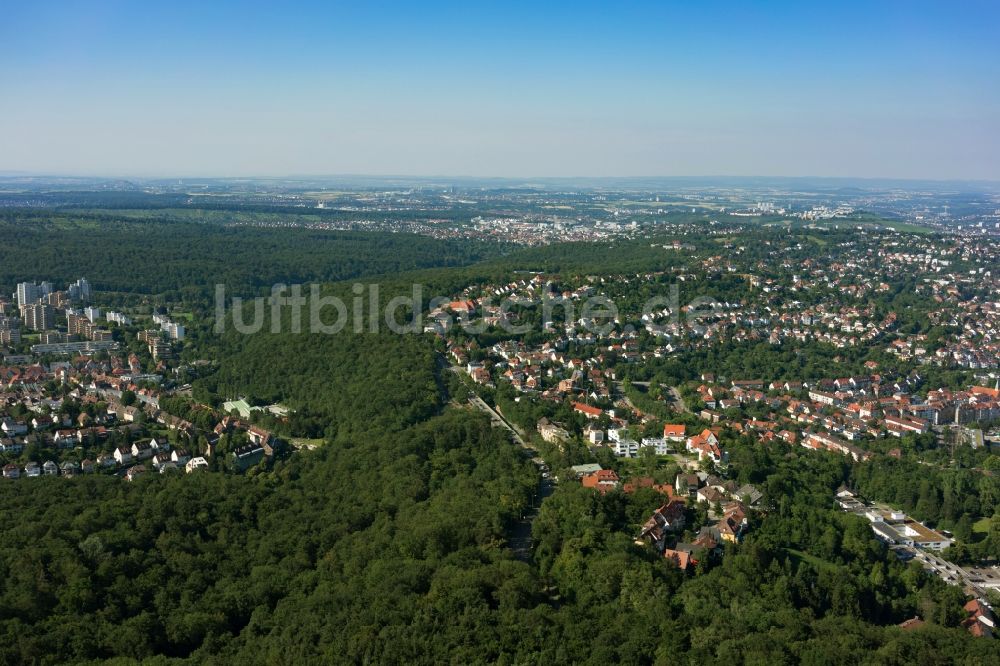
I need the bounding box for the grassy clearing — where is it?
[290,437,326,450]
[870,220,933,234]
[786,548,841,573]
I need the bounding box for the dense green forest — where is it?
[0,409,539,662]
[0,210,500,300]
[196,331,443,437]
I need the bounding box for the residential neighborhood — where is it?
[0,340,284,481]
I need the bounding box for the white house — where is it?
[606,426,626,442]
[0,418,27,436]
[584,423,604,444]
[0,438,24,454]
[131,441,154,460]
[113,445,133,465]
[185,457,209,473]
[641,437,671,455]
[54,429,77,448]
[611,439,640,458]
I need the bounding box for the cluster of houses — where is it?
[546,416,729,465]
[430,234,1000,588]
[437,262,996,473]
[454,342,618,401]
[682,373,999,461]
[572,463,761,571]
[544,374,997,470]
[2,436,204,481]
[519,353,997,474]
[0,352,281,481]
[439,220,998,402]
[437,271,996,483]
[212,417,276,468]
[639,472,760,571]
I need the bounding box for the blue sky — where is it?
[1,1,998,179]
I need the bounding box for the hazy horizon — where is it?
[3,173,999,189]
[2,1,998,180]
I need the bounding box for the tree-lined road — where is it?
[466,395,553,561]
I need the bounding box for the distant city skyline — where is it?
[2,1,998,180]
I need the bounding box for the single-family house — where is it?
[125,465,146,482]
[581,469,620,493]
[114,445,133,465]
[185,456,210,473]
[663,548,693,571]
[54,429,77,448]
[0,418,27,436]
[663,424,686,442]
[686,429,723,463]
[697,486,727,505]
[584,423,605,444]
[131,441,154,460]
[639,499,688,550]
[573,402,603,419]
[152,452,173,470]
[675,473,700,496]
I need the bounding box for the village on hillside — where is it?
[433,227,999,638]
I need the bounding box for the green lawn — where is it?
[786,548,841,573]
[871,220,933,234]
[972,517,991,534]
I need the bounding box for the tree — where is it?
[954,513,973,543]
[638,445,659,477]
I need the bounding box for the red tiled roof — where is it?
[582,469,619,493]
[663,549,692,569]
[572,402,602,417]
